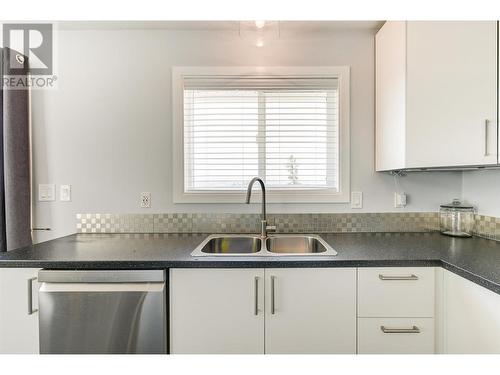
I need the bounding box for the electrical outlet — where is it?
[351,191,363,209]
[394,192,407,208]
[140,192,151,208]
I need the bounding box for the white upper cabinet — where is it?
[376,21,498,171]
[376,21,407,171]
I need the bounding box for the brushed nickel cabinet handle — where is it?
[379,274,418,281]
[27,277,38,315]
[254,276,259,316]
[381,325,420,334]
[271,276,276,315]
[485,119,491,156]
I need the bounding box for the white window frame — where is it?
[172,66,350,203]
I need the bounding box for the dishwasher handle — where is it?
[38,270,165,283]
[39,282,165,293]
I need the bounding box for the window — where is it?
[173,67,350,203]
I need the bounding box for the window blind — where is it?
[183,76,339,192]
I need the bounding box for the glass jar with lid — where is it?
[439,199,475,237]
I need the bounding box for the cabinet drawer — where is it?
[358,267,435,317]
[358,317,435,354]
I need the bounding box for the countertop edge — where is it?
[440,260,500,295]
[2,257,500,295]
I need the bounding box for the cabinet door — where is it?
[444,270,500,353]
[264,268,356,354]
[0,268,40,354]
[169,268,265,354]
[375,21,407,171]
[406,21,498,168]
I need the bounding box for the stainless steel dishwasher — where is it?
[38,270,166,354]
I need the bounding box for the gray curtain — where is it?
[0,47,32,251]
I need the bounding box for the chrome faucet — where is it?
[245,177,276,238]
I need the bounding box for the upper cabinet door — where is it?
[375,21,407,171]
[169,268,265,354]
[406,21,498,168]
[264,268,356,354]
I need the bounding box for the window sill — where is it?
[173,190,350,204]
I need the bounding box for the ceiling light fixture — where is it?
[255,20,266,29]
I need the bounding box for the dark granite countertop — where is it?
[1,232,499,294]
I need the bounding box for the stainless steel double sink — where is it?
[191,234,337,257]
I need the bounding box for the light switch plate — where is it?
[38,184,55,201]
[60,185,71,201]
[351,191,363,209]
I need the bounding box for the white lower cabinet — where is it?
[265,268,356,354]
[169,266,500,354]
[442,270,500,353]
[0,268,41,354]
[170,268,265,354]
[2,265,500,354]
[358,267,435,318]
[357,267,436,354]
[358,318,435,354]
[170,267,356,354]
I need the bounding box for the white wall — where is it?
[462,170,500,216]
[31,27,463,242]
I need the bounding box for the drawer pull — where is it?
[381,325,420,334]
[378,274,418,281]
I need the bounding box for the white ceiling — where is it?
[57,20,384,32]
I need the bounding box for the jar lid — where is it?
[440,199,474,209]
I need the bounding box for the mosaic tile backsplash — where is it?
[76,212,440,234]
[473,215,500,241]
